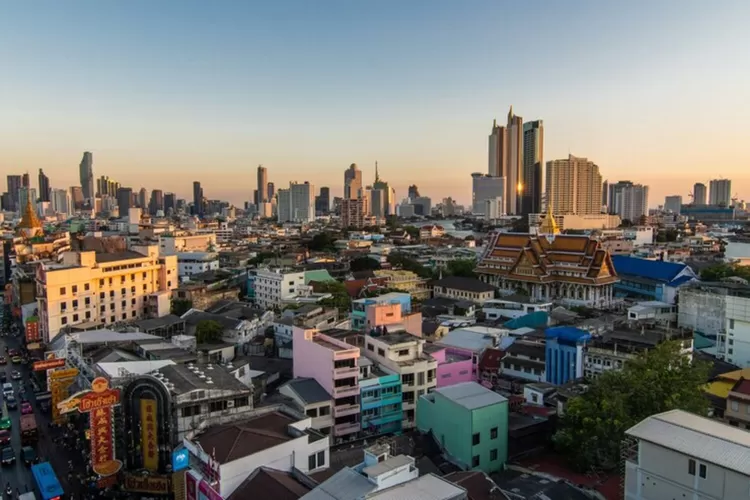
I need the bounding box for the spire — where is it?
[17,195,43,236]
[540,202,560,236]
[375,161,380,183]
[508,105,514,122]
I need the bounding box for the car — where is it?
[20,402,32,415]
[10,371,21,381]
[5,395,16,410]
[10,356,22,365]
[0,418,10,431]
[1,446,15,466]
[7,349,19,357]
[0,430,10,446]
[21,446,36,466]
[0,357,6,365]
[1,382,12,398]
[0,372,6,384]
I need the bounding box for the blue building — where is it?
[351,292,412,330]
[359,359,403,437]
[545,326,591,385]
[611,255,698,304]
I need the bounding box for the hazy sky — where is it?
[2,1,749,207]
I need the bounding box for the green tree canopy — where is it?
[386,253,432,279]
[553,341,710,471]
[170,299,193,316]
[350,256,381,272]
[195,320,224,344]
[317,281,352,311]
[445,259,477,278]
[700,262,750,281]
[307,232,338,252]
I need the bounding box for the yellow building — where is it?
[374,269,430,299]
[37,245,177,342]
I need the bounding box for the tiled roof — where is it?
[228,467,312,500]
[431,276,496,293]
[730,378,750,397]
[611,255,690,283]
[479,348,505,372]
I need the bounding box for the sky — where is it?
[1,0,750,208]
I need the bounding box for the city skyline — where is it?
[2,2,750,206]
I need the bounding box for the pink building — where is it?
[293,327,361,441]
[427,346,475,387]
[365,303,422,337]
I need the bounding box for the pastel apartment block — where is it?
[351,293,412,331]
[425,345,475,388]
[359,358,403,438]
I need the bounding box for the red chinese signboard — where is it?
[75,377,122,477]
[33,358,65,372]
[79,389,121,412]
[25,318,40,342]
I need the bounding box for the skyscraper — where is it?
[164,193,176,215]
[408,185,420,199]
[193,181,204,216]
[277,182,315,223]
[664,195,682,214]
[117,187,133,212]
[267,182,275,201]
[51,188,72,216]
[315,187,330,214]
[21,173,30,189]
[488,119,506,178]
[257,165,268,205]
[607,181,634,215]
[344,163,362,199]
[7,175,22,211]
[79,152,95,201]
[372,163,395,216]
[619,184,649,222]
[709,179,732,206]
[138,188,148,210]
[149,190,164,215]
[693,183,707,205]
[38,169,50,202]
[602,180,609,208]
[70,186,84,210]
[522,120,544,214]
[546,155,602,215]
[488,106,524,214]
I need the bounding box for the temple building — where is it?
[16,197,44,239]
[476,232,618,308]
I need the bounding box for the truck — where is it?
[20,413,38,445]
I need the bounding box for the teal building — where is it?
[417,381,508,474]
[360,360,403,437]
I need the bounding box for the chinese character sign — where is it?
[141,399,159,471]
[91,406,114,476]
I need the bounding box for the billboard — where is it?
[123,474,170,494]
[25,317,40,343]
[172,448,189,472]
[141,399,159,471]
[33,358,65,372]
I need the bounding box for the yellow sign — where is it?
[51,378,75,424]
[50,368,79,381]
[141,399,159,471]
[172,471,185,500]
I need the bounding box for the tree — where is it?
[307,232,338,252]
[170,299,193,316]
[553,341,709,471]
[386,253,432,279]
[701,262,750,281]
[195,320,224,344]
[350,256,381,272]
[445,259,477,278]
[316,281,352,311]
[402,226,420,240]
[510,216,529,233]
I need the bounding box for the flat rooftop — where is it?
[434,382,507,410]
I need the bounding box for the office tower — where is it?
[117,187,133,212]
[276,189,291,222]
[18,188,37,213]
[664,195,682,214]
[0,193,11,211]
[257,165,268,204]
[408,185,420,199]
[488,119,506,178]
[372,163,395,216]
[22,173,30,189]
[79,152,95,200]
[97,175,120,197]
[412,197,432,216]
[277,182,315,223]
[488,106,523,215]
[164,193,176,215]
[7,175,22,211]
[340,199,365,228]
[51,188,72,216]
[138,188,148,210]
[693,183,707,205]
[70,186,84,210]
[38,169,50,202]
[149,189,164,215]
[344,163,362,199]
[602,180,609,208]
[607,181,634,215]
[545,155,602,215]
[619,184,649,222]
[252,190,259,206]
[367,187,386,218]
[267,182,275,201]
[709,179,732,206]
[315,187,330,214]
[192,181,204,216]
[471,173,506,215]
[522,120,544,214]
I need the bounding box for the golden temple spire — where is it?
[19,196,42,230]
[540,203,559,235]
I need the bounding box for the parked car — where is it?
[20,402,32,415]
[21,446,36,466]
[0,357,6,365]
[10,371,21,381]
[0,430,10,446]
[1,382,12,398]
[1,446,15,465]
[5,395,17,410]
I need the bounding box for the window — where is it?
[73,314,79,322]
[60,303,67,313]
[61,316,68,325]
[472,433,480,445]
[729,339,734,345]
[732,401,740,411]
[306,408,318,418]
[131,286,136,294]
[378,348,385,357]
[121,313,127,320]
[84,297,90,306]
[84,283,90,291]
[699,464,706,479]
[730,319,735,329]
[209,400,228,412]
[143,272,147,278]
[132,298,137,305]
[100,292,105,299]
[85,312,91,320]
[688,459,696,475]
[60,287,66,295]
[120,288,126,296]
[234,397,249,407]
[319,406,330,416]
[490,449,498,461]
[472,455,480,468]
[181,405,200,417]
[398,349,409,356]
[72,285,78,294]
[491,427,498,439]
[72,300,78,309]
[99,279,104,287]
[110,291,115,298]
[367,344,374,352]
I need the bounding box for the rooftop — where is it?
[227,467,312,500]
[434,382,507,411]
[96,360,176,379]
[95,250,149,263]
[68,329,162,345]
[158,363,250,395]
[284,378,332,405]
[626,409,750,476]
[431,276,496,293]
[182,310,242,330]
[611,255,692,283]
[368,473,467,500]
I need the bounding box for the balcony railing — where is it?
[334,421,361,436]
[333,366,359,379]
[333,403,360,417]
[333,385,359,398]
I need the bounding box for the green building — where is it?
[417,381,508,474]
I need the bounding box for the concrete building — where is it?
[619,184,649,222]
[159,233,217,255]
[611,255,697,304]
[664,195,682,214]
[50,188,72,216]
[500,340,546,382]
[417,382,508,473]
[280,378,334,436]
[693,182,707,205]
[253,269,307,310]
[176,252,219,278]
[522,119,544,215]
[608,180,633,215]
[277,182,315,223]
[344,163,363,200]
[257,165,268,204]
[624,409,750,500]
[359,359,403,437]
[709,179,732,206]
[36,246,177,342]
[351,293,412,331]
[293,328,362,442]
[546,155,602,215]
[482,296,552,321]
[79,151,94,201]
[725,378,750,430]
[341,198,365,228]
[488,107,523,215]
[431,276,496,305]
[529,212,621,231]
[545,327,591,385]
[471,173,505,215]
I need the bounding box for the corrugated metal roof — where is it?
[368,473,467,499]
[626,409,750,475]
[301,468,376,500]
[435,382,507,411]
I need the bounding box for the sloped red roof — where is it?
[730,377,750,396]
[479,348,505,372]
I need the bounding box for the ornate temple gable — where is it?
[509,249,543,278]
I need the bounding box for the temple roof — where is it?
[18,197,43,230]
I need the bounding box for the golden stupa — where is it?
[16,196,44,238]
[539,204,560,235]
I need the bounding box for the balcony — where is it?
[370,413,402,426]
[333,385,359,399]
[333,403,360,417]
[334,421,361,436]
[333,366,359,379]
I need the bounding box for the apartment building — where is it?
[360,332,437,430]
[253,268,307,310]
[359,358,403,438]
[625,410,750,500]
[725,378,750,430]
[280,378,334,436]
[351,293,412,331]
[159,233,217,255]
[176,252,219,278]
[36,246,177,342]
[293,327,362,442]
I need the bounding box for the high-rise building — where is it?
[619,184,649,222]
[149,189,164,215]
[51,188,72,216]
[367,187,386,218]
[709,179,732,206]
[545,155,602,215]
[192,181,204,216]
[602,180,609,208]
[22,173,30,189]
[70,186,84,210]
[257,165,268,204]
[277,182,315,223]
[693,183,707,205]
[471,173,505,215]
[117,187,133,212]
[7,175,22,211]
[79,152,95,201]
[164,193,176,215]
[607,181,634,216]
[488,119,506,178]
[372,163,395,216]
[315,187,330,214]
[340,198,365,228]
[97,175,120,197]
[38,169,50,202]
[664,195,682,214]
[18,188,37,213]
[344,163,362,200]
[267,182,275,201]
[521,120,544,214]
[488,107,524,214]
[408,185,420,199]
[138,188,148,210]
